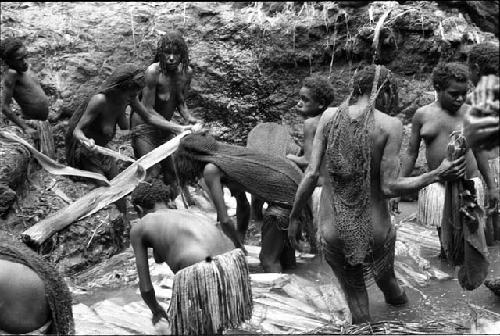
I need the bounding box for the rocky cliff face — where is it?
[2,2,498,143]
[0,1,498,272]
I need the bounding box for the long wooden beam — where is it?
[21,131,190,246]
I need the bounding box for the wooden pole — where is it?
[21,131,190,246]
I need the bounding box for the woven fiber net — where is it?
[321,226,396,290]
[176,132,303,206]
[246,122,301,157]
[324,66,381,266]
[0,233,74,335]
[168,248,252,335]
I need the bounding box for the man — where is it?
[130,179,252,334]
[131,31,201,196]
[66,63,193,223]
[0,232,74,335]
[1,38,48,138]
[402,62,497,253]
[289,65,465,323]
[174,132,311,272]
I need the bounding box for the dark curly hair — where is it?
[432,62,469,91]
[468,42,499,77]
[0,37,24,61]
[154,30,189,73]
[351,64,399,115]
[302,75,335,110]
[131,178,174,210]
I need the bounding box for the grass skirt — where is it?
[418,178,484,228]
[168,248,253,335]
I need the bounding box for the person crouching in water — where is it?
[130,179,252,335]
[0,231,74,335]
[173,131,312,272]
[289,64,466,323]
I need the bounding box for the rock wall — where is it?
[2,2,498,144]
[0,1,498,272]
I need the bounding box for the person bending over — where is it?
[130,179,252,334]
[174,132,312,272]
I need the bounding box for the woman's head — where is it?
[154,30,189,73]
[131,178,175,214]
[352,64,399,115]
[432,62,469,113]
[98,63,145,97]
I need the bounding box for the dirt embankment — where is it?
[0,1,498,274]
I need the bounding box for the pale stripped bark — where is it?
[20,131,191,246]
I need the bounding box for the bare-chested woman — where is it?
[1,38,49,138]
[131,31,201,196]
[402,62,497,250]
[66,63,193,222]
[289,65,465,324]
[130,179,252,335]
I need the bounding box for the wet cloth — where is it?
[441,131,489,290]
[321,225,397,290]
[323,66,381,266]
[168,248,252,335]
[0,236,74,335]
[0,321,51,335]
[418,178,484,228]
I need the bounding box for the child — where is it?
[287,75,335,170]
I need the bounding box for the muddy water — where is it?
[288,244,500,323]
[71,201,500,333]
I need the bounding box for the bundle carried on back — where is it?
[0,234,74,335]
[247,122,301,158]
[176,132,303,206]
[246,122,316,251]
[168,248,252,335]
[441,131,489,290]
